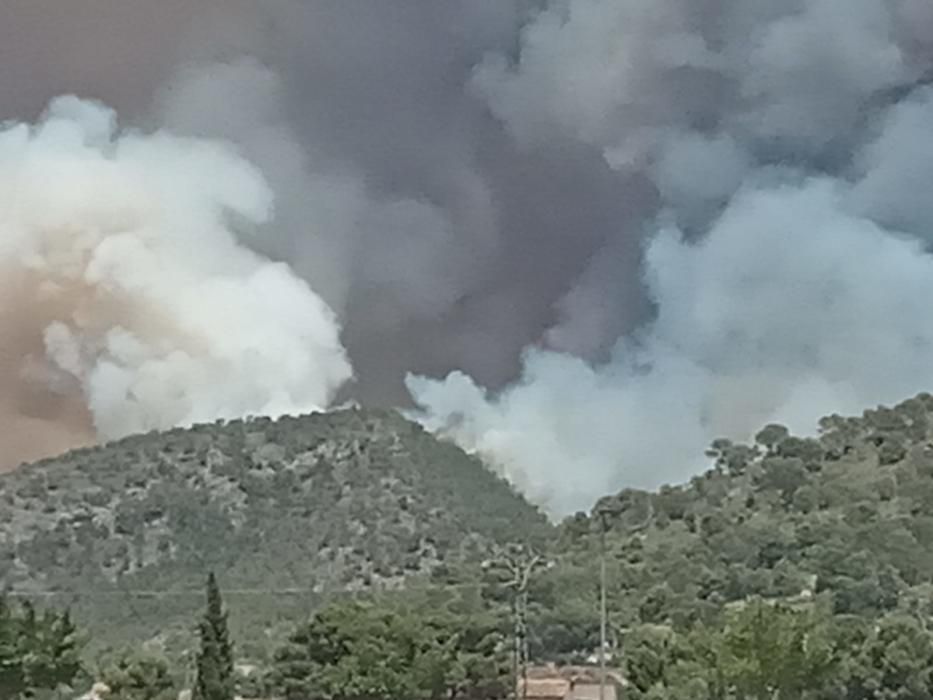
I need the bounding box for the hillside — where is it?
[531,392,933,661]
[10,391,933,674]
[0,408,550,655]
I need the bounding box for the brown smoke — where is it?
[0,97,351,469]
[0,1,650,475]
[0,269,94,470]
[0,2,270,472]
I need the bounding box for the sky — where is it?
[2,0,933,515]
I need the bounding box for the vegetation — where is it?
[532,394,933,658]
[11,395,933,695]
[0,597,84,698]
[610,597,933,699]
[193,573,234,700]
[268,599,508,700]
[0,409,550,652]
[14,584,933,699]
[97,651,178,700]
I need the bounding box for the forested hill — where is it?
[542,392,933,653]
[0,408,550,650]
[10,390,933,683]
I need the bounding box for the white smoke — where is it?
[0,96,350,457]
[409,1,933,516]
[5,1,933,518]
[410,172,933,515]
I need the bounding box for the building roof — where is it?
[519,665,628,699]
[570,682,619,700]
[527,665,626,685]
[518,677,572,699]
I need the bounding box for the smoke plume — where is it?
[410,0,933,514]
[0,97,350,466]
[3,1,933,516]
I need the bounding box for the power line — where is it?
[482,544,552,700]
[3,580,489,599]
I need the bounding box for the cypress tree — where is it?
[193,572,234,700]
[0,596,23,697]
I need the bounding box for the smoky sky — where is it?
[4,1,933,517]
[0,0,649,470]
[9,1,647,382]
[411,0,933,513]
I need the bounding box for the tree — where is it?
[756,457,808,505]
[21,607,83,692]
[272,601,417,700]
[622,624,683,695]
[270,600,508,700]
[193,573,234,700]
[715,599,840,699]
[621,623,729,700]
[792,485,819,514]
[0,597,84,698]
[774,437,824,471]
[99,651,178,700]
[0,597,25,697]
[639,585,673,625]
[843,615,933,699]
[878,437,908,466]
[706,440,759,477]
[755,424,790,454]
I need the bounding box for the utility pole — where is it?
[594,505,618,700]
[599,520,607,700]
[483,543,551,700]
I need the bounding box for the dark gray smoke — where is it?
[2,1,933,516]
[413,0,933,513]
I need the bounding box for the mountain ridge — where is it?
[0,408,550,654]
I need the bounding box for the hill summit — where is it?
[0,408,550,650]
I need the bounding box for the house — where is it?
[517,664,627,700]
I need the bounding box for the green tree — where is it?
[715,600,839,699]
[0,598,84,698]
[270,600,507,700]
[706,440,759,477]
[99,651,178,700]
[843,614,933,699]
[639,585,674,624]
[878,437,908,466]
[792,485,819,514]
[622,624,729,700]
[775,437,824,471]
[21,607,83,692]
[0,597,25,697]
[756,457,808,505]
[193,573,234,700]
[272,601,419,700]
[622,624,683,695]
[755,424,790,454]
